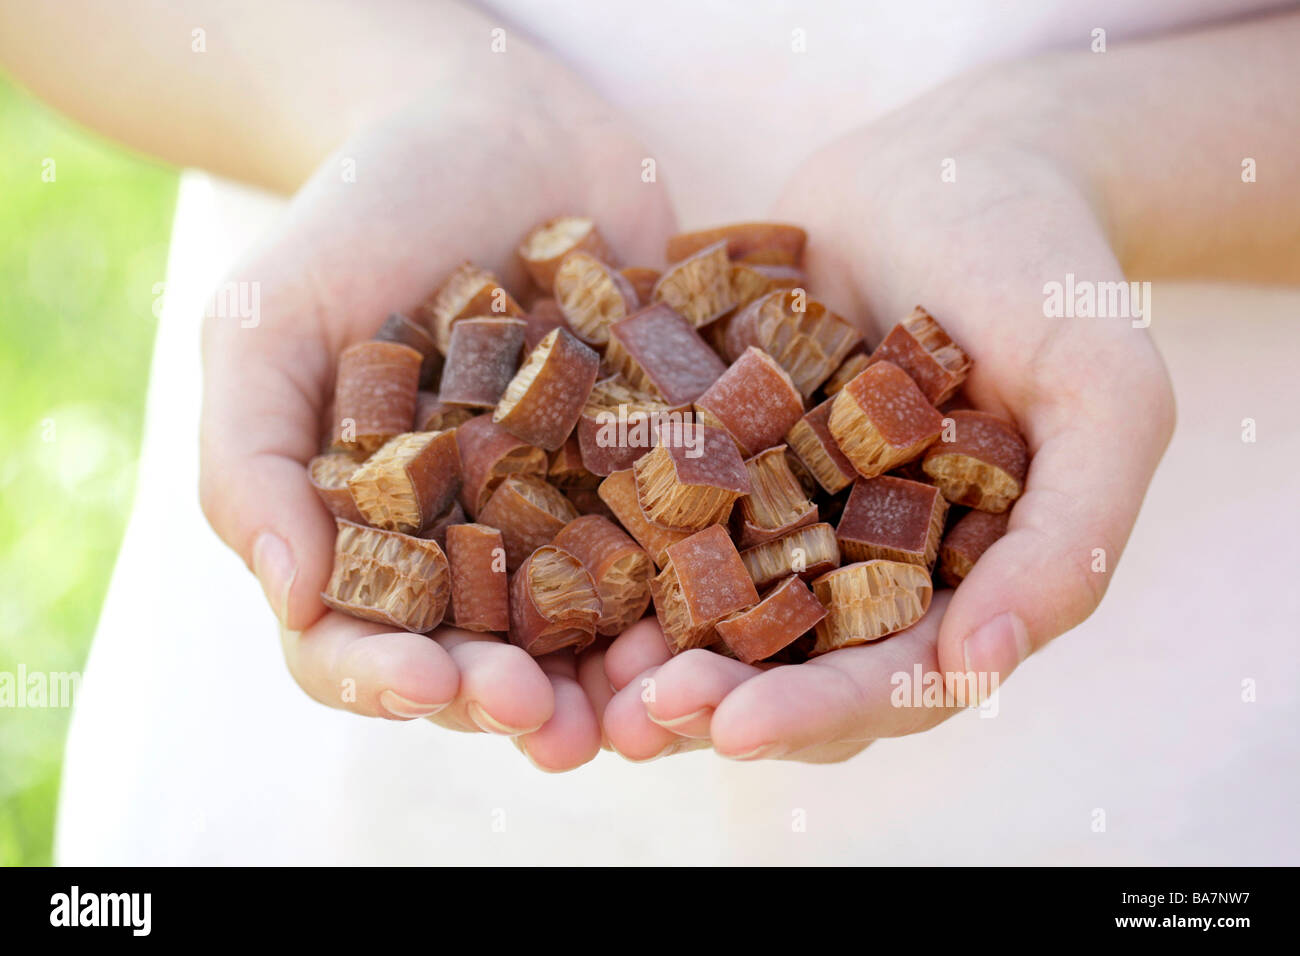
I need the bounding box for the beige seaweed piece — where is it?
[811,559,932,654]
[321,520,450,634]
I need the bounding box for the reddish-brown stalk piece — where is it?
[552,515,654,635]
[308,453,366,525]
[418,262,524,352]
[651,241,736,327]
[437,317,526,408]
[823,353,871,397]
[811,559,932,653]
[333,341,422,454]
[445,523,510,632]
[725,289,860,398]
[922,410,1029,512]
[596,469,690,568]
[493,327,600,451]
[553,251,639,346]
[735,445,819,548]
[694,346,805,456]
[575,377,670,476]
[509,546,601,655]
[415,391,474,432]
[730,262,806,311]
[938,509,1010,587]
[373,312,441,389]
[454,414,548,517]
[666,223,807,266]
[633,423,751,531]
[867,306,972,406]
[828,360,943,478]
[347,430,462,534]
[785,396,857,494]
[836,476,948,569]
[321,519,450,633]
[477,474,579,569]
[517,216,611,290]
[520,298,573,351]
[605,304,727,406]
[620,267,661,304]
[739,522,841,590]
[548,435,600,488]
[563,486,616,521]
[650,525,759,653]
[716,575,827,664]
[417,500,465,550]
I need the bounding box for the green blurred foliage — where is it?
[0,75,177,865]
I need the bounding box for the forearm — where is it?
[0,0,599,193]
[989,10,1300,281]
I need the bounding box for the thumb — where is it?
[200,311,336,632]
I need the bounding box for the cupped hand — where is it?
[199,85,675,772]
[604,87,1176,763]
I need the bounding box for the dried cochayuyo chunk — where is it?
[478,474,579,570]
[939,509,1009,588]
[347,430,462,534]
[308,452,366,525]
[822,352,870,397]
[786,396,857,494]
[739,521,840,590]
[716,575,827,664]
[922,410,1028,513]
[322,519,450,634]
[652,241,736,327]
[517,216,611,290]
[730,262,805,312]
[445,522,509,632]
[373,312,441,389]
[418,262,524,352]
[454,414,548,517]
[493,327,600,451]
[554,251,639,346]
[548,435,599,488]
[651,525,759,654]
[596,468,689,568]
[694,346,805,457]
[333,341,422,454]
[563,486,615,520]
[634,423,751,531]
[415,391,474,432]
[667,222,807,266]
[605,304,727,406]
[811,559,932,654]
[620,267,661,304]
[576,376,670,477]
[521,298,572,351]
[509,545,601,656]
[836,476,948,569]
[418,500,464,550]
[829,360,943,478]
[438,317,526,408]
[735,445,818,548]
[725,289,859,398]
[868,306,972,406]
[552,515,654,636]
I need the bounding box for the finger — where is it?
[936,367,1175,693]
[642,649,762,739]
[200,309,336,632]
[280,611,459,719]
[603,617,672,691]
[428,630,554,736]
[515,651,601,772]
[709,592,958,759]
[603,667,700,762]
[576,642,617,750]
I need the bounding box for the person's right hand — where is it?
[199,81,675,772]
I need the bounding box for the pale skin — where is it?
[4,2,1296,770]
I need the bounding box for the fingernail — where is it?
[468,701,539,736]
[379,690,448,720]
[962,612,1031,685]
[620,740,690,763]
[720,743,786,761]
[647,706,712,732]
[252,532,296,626]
